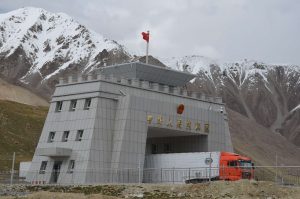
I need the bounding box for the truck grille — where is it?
[242,172,251,179]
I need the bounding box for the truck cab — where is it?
[219,152,254,181]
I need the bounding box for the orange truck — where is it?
[218,151,254,181]
[144,151,254,183]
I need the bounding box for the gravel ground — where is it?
[1,180,300,199]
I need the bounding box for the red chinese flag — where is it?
[141,32,149,42]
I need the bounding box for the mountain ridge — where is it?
[162,55,300,147]
[0,7,132,98]
[0,7,299,151]
[0,78,48,106]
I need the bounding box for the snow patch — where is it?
[291,104,300,113]
[0,7,124,80]
[159,55,219,80]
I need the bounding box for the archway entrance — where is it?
[145,127,208,155]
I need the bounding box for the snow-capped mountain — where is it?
[161,55,300,147]
[0,7,132,98]
[0,7,299,147]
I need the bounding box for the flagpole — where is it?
[146,30,149,64]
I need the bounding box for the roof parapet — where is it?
[58,74,223,104]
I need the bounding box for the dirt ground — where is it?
[1,180,300,199]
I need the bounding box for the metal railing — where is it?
[1,166,299,186]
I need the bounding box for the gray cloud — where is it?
[1,0,300,64]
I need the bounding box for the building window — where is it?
[228,161,238,167]
[39,161,47,174]
[69,100,77,111]
[55,101,63,112]
[67,160,75,173]
[151,144,158,154]
[76,130,84,141]
[163,144,171,153]
[48,132,55,143]
[62,131,70,142]
[84,98,91,110]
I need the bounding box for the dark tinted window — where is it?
[76,130,84,141]
[84,98,91,110]
[48,132,55,143]
[39,161,47,174]
[55,101,63,112]
[228,161,238,167]
[151,144,158,154]
[62,131,69,142]
[69,100,77,111]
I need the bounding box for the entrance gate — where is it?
[50,161,62,183]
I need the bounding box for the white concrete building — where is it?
[26,62,233,184]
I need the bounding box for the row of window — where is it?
[55,98,92,112]
[39,160,75,174]
[151,143,172,154]
[48,130,84,143]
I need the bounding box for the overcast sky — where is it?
[1,0,300,64]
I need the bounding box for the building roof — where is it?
[98,62,196,87]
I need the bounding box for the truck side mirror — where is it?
[252,163,255,169]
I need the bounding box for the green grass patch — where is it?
[0,100,48,170]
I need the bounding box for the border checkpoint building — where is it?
[26,62,233,184]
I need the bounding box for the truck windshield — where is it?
[239,160,252,168]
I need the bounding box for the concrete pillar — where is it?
[59,77,64,85]
[111,75,117,82]
[173,87,180,95]
[207,96,214,102]
[97,74,105,80]
[152,83,159,91]
[106,74,113,81]
[215,97,222,103]
[78,75,83,82]
[201,94,206,100]
[68,76,73,83]
[163,85,169,92]
[120,77,128,84]
[132,79,139,87]
[191,92,197,98]
[142,81,149,89]
[87,74,93,81]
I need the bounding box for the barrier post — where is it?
[172,167,175,184]
[10,152,15,185]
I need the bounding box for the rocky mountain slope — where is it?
[227,108,300,166]
[0,7,132,99]
[0,78,48,106]
[162,56,300,147]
